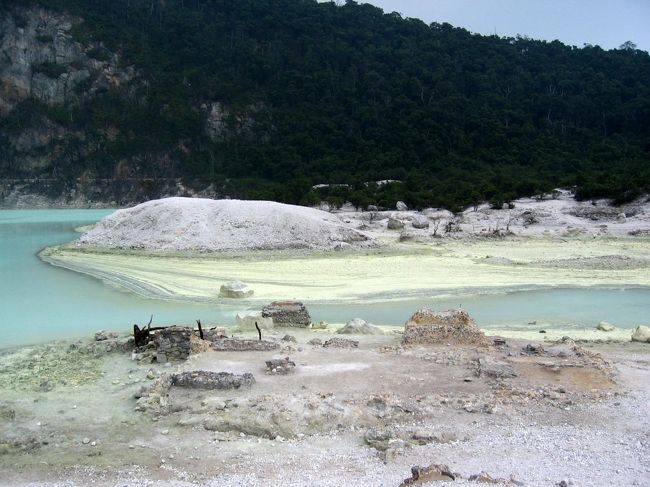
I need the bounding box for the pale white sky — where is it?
[342,0,650,52]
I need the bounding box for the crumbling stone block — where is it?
[323,337,358,349]
[262,301,311,327]
[211,338,280,352]
[403,308,488,346]
[153,326,193,360]
[171,371,255,390]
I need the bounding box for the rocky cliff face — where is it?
[0,6,257,207]
[0,6,150,206]
[0,7,134,114]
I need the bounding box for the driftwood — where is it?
[255,321,262,340]
[133,315,167,347]
[133,315,211,347]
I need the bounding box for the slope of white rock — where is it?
[76,197,372,251]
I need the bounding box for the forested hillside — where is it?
[1,0,649,209]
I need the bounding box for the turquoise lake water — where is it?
[1,209,649,348]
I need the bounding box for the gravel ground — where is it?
[1,333,648,487]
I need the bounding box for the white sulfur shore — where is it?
[40,192,650,304]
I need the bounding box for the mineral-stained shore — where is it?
[0,327,648,487]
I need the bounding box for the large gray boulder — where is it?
[596,321,615,332]
[411,215,430,229]
[387,218,404,230]
[631,325,650,343]
[220,281,253,298]
[337,318,383,335]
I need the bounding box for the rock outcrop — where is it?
[403,308,488,346]
[262,301,311,327]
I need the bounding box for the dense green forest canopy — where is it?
[4,0,650,210]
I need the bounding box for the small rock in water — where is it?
[631,325,650,343]
[311,321,328,330]
[597,321,615,332]
[82,438,90,445]
[539,329,547,334]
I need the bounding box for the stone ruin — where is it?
[153,326,193,361]
[171,371,255,390]
[402,308,488,346]
[211,338,280,352]
[262,301,311,327]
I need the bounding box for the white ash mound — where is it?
[76,197,373,252]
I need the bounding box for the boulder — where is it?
[387,218,405,230]
[403,308,488,346]
[337,318,383,335]
[236,311,274,331]
[596,321,615,332]
[631,325,650,343]
[411,215,430,229]
[219,281,254,299]
[396,201,408,211]
[262,301,311,328]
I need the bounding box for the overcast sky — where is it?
[356,0,650,52]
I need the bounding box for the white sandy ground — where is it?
[0,331,648,487]
[40,192,650,305]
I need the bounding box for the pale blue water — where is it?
[1,209,649,348]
